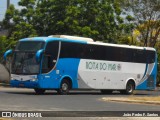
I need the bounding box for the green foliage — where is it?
[2,0,126,42]
[0,36,14,62]
[0,36,7,58]
[117,35,131,44]
[126,15,135,22]
[10,22,37,40]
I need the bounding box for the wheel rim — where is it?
[127,83,133,93]
[62,83,68,91]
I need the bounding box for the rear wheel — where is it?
[34,88,45,95]
[57,79,71,95]
[121,81,135,95]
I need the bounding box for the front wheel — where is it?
[57,79,70,95]
[121,81,135,95]
[34,88,45,95]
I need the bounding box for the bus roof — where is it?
[19,36,156,51]
[19,36,87,44]
[88,41,156,51]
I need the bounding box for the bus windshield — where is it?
[15,41,45,51]
[12,52,40,75]
[11,41,45,74]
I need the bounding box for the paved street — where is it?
[0,87,160,112]
[0,87,160,120]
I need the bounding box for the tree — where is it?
[3,2,37,40]
[0,36,11,62]
[136,20,160,47]
[3,0,125,43]
[124,0,160,47]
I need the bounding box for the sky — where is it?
[0,0,19,21]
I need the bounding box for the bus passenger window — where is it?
[42,55,51,73]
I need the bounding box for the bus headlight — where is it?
[30,75,38,81]
[31,78,37,81]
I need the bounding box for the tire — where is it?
[121,81,135,95]
[34,88,45,95]
[101,90,112,94]
[57,79,70,95]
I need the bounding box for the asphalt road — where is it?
[0,87,160,112]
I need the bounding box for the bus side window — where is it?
[133,49,147,63]
[42,41,59,73]
[42,55,51,73]
[147,51,155,63]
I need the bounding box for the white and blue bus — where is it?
[4,35,157,95]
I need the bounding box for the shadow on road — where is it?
[3,90,153,96]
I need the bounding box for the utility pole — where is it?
[7,0,10,9]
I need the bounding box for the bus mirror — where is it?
[36,49,44,63]
[3,49,12,61]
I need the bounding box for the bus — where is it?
[4,35,157,95]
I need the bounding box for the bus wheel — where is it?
[101,90,112,94]
[57,79,70,95]
[34,88,45,95]
[121,81,135,95]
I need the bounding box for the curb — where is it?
[0,83,10,87]
[102,97,160,105]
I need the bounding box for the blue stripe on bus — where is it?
[34,58,80,89]
[141,63,148,80]
[136,62,157,90]
[136,49,157,90]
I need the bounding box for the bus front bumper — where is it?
[10,80,39,88]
